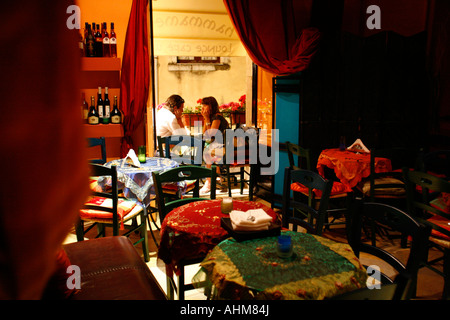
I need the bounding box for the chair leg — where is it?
[443,249,450,300]
[226,165,232,197]
[240,167,245,195]
[75,219,85,241]
[140,219,150,262]
[178,269,185,300]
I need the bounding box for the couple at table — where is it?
[156,94,230,194]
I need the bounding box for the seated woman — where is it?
[156,94,190,137]
[200,96,230,194]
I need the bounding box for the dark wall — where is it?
[299,6,429,163]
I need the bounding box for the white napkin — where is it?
[123,149,141,167]
[230,209,272,231]
[347,138,370,153]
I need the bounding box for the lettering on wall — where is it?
[366,5,381,30]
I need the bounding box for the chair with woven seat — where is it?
[218,126,259,200]
[87,137,107,164]
[286,141,351,230]
[347,200,431,300]
[75,164,150,262]
[360,147,418,206]
[152,165,216,300]
[282,167,333,235]
[403,168,450,299]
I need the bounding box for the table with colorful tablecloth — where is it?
[158,199,279,275]
[100,157,179,206]
[195,230,368,300]
[317,148,392,192]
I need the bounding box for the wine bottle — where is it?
[81,92,88,123]
[88,96,99,125]
[85,24,95,57]
[110,22,117,58]
[97,87,104,123]
[102,87,111,124]
[102,22,110,58]
[78,31,84,57]
[111,96,121,124]
[95,24,103,57]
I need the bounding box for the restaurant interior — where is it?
[2,0,450,303]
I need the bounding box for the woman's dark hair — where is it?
[165,94,185,112]
[201,96,219,114]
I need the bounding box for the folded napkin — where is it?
[230,209,272,231]
[122,149,141,167]
[347,138,370,153]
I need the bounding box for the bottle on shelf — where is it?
[102,87,111,124]
[81,92,88,123]
[97,87,104,123]
[85,24,95,57]
[88,96,99,125]
[102,22,110,58]
[94,24,103,57]
[110,96,121,124]
[110,22,117,58]
[78,32,84,57]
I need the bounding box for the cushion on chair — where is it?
[291,181,348,197]
[161,180,196,195]
[361,177,406,196]
[80,197,142,229]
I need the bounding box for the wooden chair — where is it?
[347,200,431,300]
[282,167,333,235]
[286,141,351,230]
[152,165,216,300]
[360,147,417,205]
[157,135,205,166]
[87,137,107,164]
[403,168,450,299]
[75,164,150,262]
[219,126,259,200]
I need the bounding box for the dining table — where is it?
[316,148,392,192]
[195,230,368,300]
[157,199,280,276]
[98,157,179,206]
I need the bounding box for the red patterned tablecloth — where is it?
[317,148,392,192]
[158,199,279,274]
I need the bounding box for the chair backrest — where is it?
[348,200,431,300]
[286,141,311,170]
[82,164,120,234]
[282,167,333,235]
[152,165,217,223]
[157,135,205,165]
[419,149,450,179]
[367,147,413,201]
[223,126,260,165]
[87,137,107,164]
[403,168,450,239]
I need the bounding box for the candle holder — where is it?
[277,235,293,258]
[138,145,146,163]
[221,197,233,214]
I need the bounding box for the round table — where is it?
[102,157,179,205]
[316,148,392,191]
[158,199,279,274]
[196,230,368,300]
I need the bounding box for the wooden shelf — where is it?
[83,123,124,138]
[81,57,121,71]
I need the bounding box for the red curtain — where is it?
[223,0,320,76]
[120,0,149,157]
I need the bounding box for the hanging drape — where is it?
[223,0,320,76]
[120,0,149,157]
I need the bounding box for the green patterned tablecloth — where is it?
[196,231,367,300]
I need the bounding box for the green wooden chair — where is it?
[76,164,150,262]
[347,200,431,300]
[286,141,351,230]
[282,167,333,235]
[152,165,216,300]
[403,168,450,299]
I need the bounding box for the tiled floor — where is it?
[66,184,446,300]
